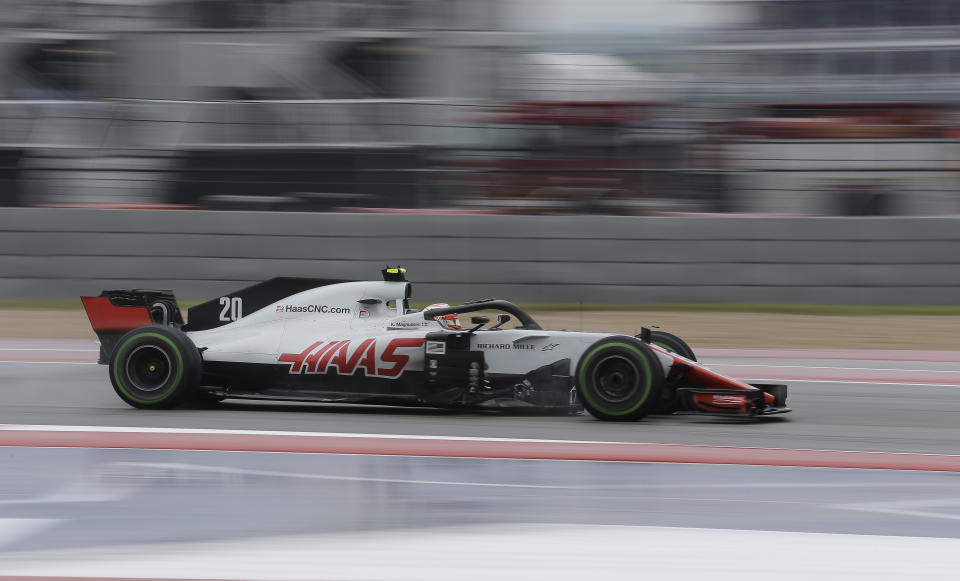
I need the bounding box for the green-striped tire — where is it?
[575,337,664,421]
[109,325,201,409]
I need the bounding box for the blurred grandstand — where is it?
[0,0,957,215]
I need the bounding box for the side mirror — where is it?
[468,315,489,333]
[490,314,511,330]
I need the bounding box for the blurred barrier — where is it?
[0,99,486,149]
[0,99,490,208]
[2,208,960,305]
[168,146,422,209]
[1,99,958,214]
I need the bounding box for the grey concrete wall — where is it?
[1,208,958,305]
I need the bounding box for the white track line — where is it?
[0,423,681,444]
[3,424,960,459]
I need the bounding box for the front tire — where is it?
[575,337,664,421]
[109,325,201,409]
[647,330,696,361]
[643,330,696,414]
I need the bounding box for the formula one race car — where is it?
[80,268,790,421]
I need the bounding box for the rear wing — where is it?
[80,290,184,364]
[82,277,355,361]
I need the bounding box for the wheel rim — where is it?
[125,345,172,392]
[592,355,640,403]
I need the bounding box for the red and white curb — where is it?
[2,425,959,473]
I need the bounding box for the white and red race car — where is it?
[81,268,789,421]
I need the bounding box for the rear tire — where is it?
[109,325,201,409]
[575,337,663,421]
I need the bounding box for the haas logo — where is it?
[278,338,425,378]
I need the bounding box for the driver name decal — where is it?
[278,338,425,378]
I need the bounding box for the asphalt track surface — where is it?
[4,341,960,578]
[3,340,960,454]
[4,447,960,551]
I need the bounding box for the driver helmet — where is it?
[426,303,461,330]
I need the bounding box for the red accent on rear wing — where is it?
[80,296,153,332]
